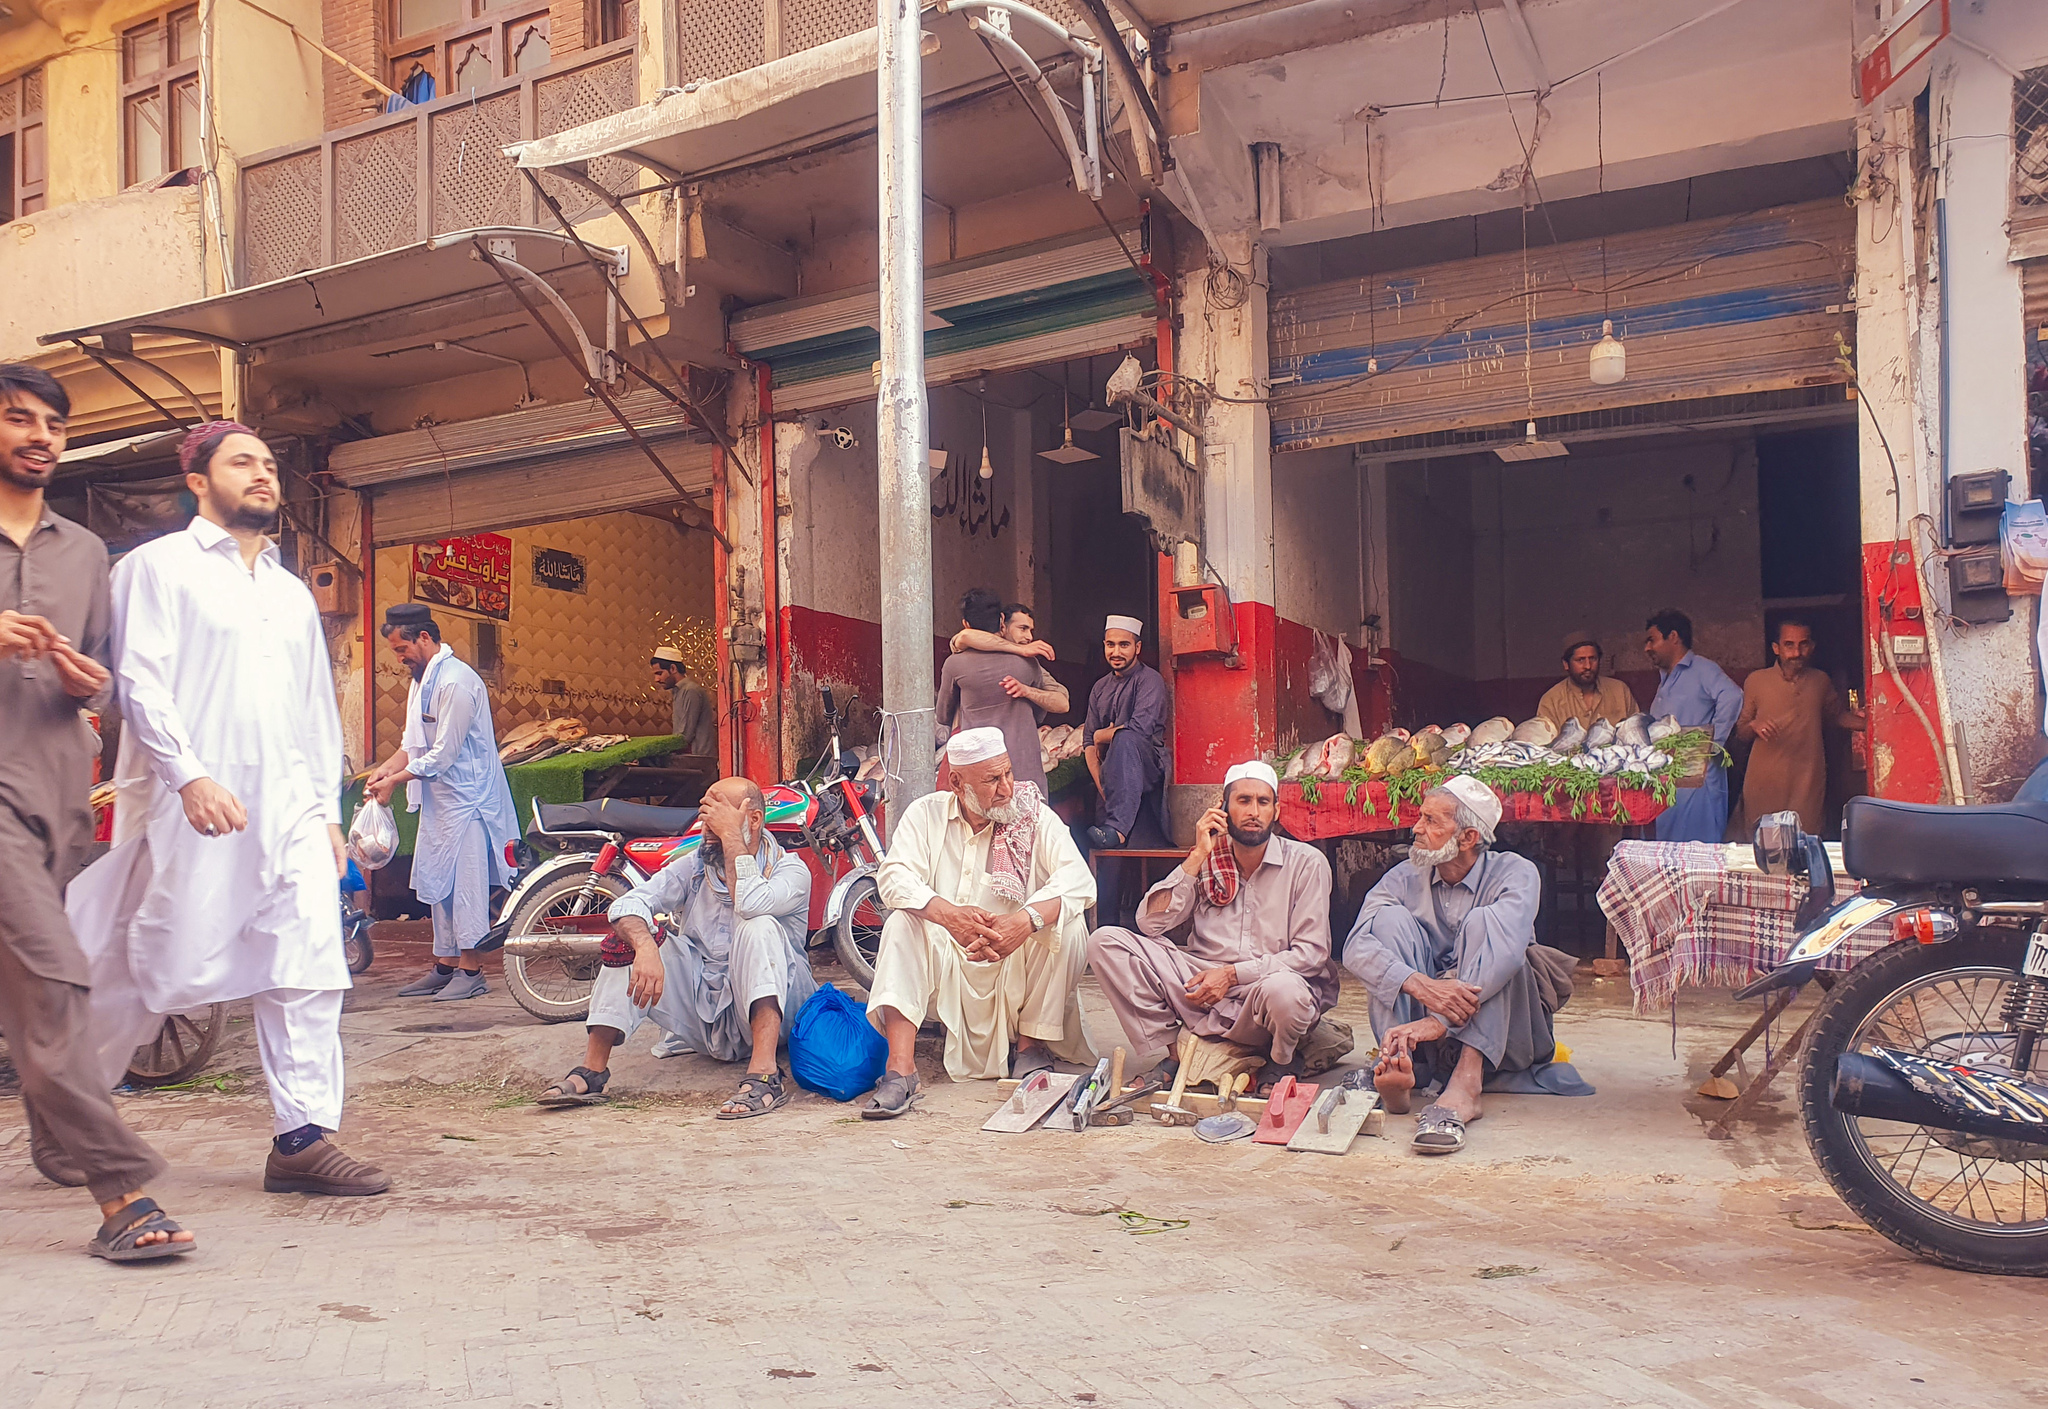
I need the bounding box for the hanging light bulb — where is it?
[1589,319,1627,386]
[978,444,994,480]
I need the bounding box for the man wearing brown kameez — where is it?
[1735,619,1864,834]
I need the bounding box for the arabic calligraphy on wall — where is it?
[412,532,512,621]
[931,450,1010,540]
[532,546,587,594]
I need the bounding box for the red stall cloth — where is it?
[1278,778,1668,841]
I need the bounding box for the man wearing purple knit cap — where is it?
[71,421,388,1196]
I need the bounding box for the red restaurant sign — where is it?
[411,532,512,621]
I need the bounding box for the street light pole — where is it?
[876,0,936,829]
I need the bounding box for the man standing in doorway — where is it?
[652,646,718,763]
[1734,619,1864,834]
[0,364,193,1260]
[367,604,520,1001]
[1082,614,1168,850]
[1535,631,1640,732]
[938,588,1067,798]
[1644,608,1744,844]
[79,421,387,1196]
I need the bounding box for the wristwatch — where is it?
[1028,904,1049,933]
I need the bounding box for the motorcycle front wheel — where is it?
[343,915,374,975]
[501,867,628,1023]
[832,873,886,991]
[1800,930,2048,1276]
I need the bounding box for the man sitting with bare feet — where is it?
[536,778,814,1118]
[1089,761,1338,1094]
[1343,777,1572,1154]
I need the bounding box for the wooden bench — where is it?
[1086,847,1187,928]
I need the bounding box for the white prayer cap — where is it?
[1104,614,1144,637]
[1437,775,1502,843]
[1223,760,1280,794]
[945,726,1009,766]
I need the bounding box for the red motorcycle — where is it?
[484,689,889,1022]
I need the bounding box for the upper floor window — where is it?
[0,68,45,222]
[121,7,202,188]
[387,0,552,101]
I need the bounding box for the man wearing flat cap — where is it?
[651,645,717,762]
[366,603,520,1001]
[1088,760,1338,1090]
[860,726,1097,1118]
[1081,613,1168,850]
[1535,630,1640,733]
[1344,777,1589,1155]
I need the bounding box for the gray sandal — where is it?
[89,1198,195,1263]
[1010,1045,1056,1081]
[717,1072,791,1120]
[1411,1103,1467,1155]
[860,1070,923,1120]
[537,1067,610,1108]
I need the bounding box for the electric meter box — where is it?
[1948,469,2010,547]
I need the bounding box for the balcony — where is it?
[237,40,638,286]
[671,0,1086,84]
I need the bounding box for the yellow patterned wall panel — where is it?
[374,510,714,755]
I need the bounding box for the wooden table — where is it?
[1087,847,1186,928]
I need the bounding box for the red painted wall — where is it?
[1860,539,1946,803]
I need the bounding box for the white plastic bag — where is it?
[347,797,398,870]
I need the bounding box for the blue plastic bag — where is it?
[788,983,888,1103]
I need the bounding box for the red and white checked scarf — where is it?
[1198,843,1242,909]
[984,781,1045,905]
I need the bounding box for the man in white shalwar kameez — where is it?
[366,603,518,1001]
[71,422,388,1196]
[861,727,1096,1118]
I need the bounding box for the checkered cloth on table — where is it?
[1597,841,1886,1013]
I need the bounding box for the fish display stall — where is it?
[1274,715,1712,841]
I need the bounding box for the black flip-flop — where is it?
[716,1072,792,1120]
[88,1198,196,1263]
[536,1066,610,1108]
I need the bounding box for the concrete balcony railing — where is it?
[236,40,638,286]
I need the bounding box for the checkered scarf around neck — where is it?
[982,780,1044,905]
[1199,841,1243,909]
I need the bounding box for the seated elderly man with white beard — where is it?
[861,727,1097,1119]
[1343,776,1585,1154]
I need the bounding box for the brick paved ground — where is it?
[4,930,2046,1408]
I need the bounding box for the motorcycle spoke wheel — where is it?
[503,870,625,1023]
[1846,967,2048,1235]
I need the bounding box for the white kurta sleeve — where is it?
[298,603,345,826]
[110,552,211,795]
[1022,807,1096,931]
[876,797,943,913]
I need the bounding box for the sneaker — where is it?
[432,970,489,1001]
[397,966,454,997]
[1084,825,1124,850]
[263,1138,390,1196]
[650,1031,695,1058]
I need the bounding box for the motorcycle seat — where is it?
[1843,794,2048,885]
[534,799,700,839]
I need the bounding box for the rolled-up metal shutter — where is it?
[1269,199,1856,453]
[328,389,715,545]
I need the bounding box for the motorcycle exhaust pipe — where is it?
[1833,1053,2048,1144]
[500,933,606,960]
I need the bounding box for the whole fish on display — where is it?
[1467,717,1516,748]
[1552,718,1588,755]
[1585,719,1618,749]
[1363,735,1407,776]
[1615,713,1653,749]
[1508,717,1559,746]
[1439,723,1472,749]
[1314,735,1357,780]
[1647,714,1683,742]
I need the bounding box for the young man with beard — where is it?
[1534,630,1640,732]
[860,727,1097,1117]
[1344,777,1587,1155]
[1088,762,1337,1091]
[1081,614,1168,849]
[367,604,520,1001]
[74,422,387,1195]
[0,365,193,1260]
[937,588,1065,797]
[535,777,814,1117]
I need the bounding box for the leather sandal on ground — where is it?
[1411,1103,1468,1155]
[1010,1045,1056,1081]
[860,1070,923,1120]
[536,1067,611,1108]
[88,1197,196,1263]
[26,1099,87,1188]
[716,1071,792,1120]
[1255,1057,1304,1097]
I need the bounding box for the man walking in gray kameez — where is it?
[535,776,814,1118]
[0,364,192,1261]
[1343,776,1588,1155]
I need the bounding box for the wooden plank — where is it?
[1288,1085,1379,1155]
[982,1071,1078,1133]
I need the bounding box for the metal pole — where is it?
[877,0,936,830]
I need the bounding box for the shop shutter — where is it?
[1269,199,1856,453]
[328,389,716,545]
[2024,257,2048,348]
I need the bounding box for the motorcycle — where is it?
[1739,797,2048,1275]
[479,688,889,1022]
